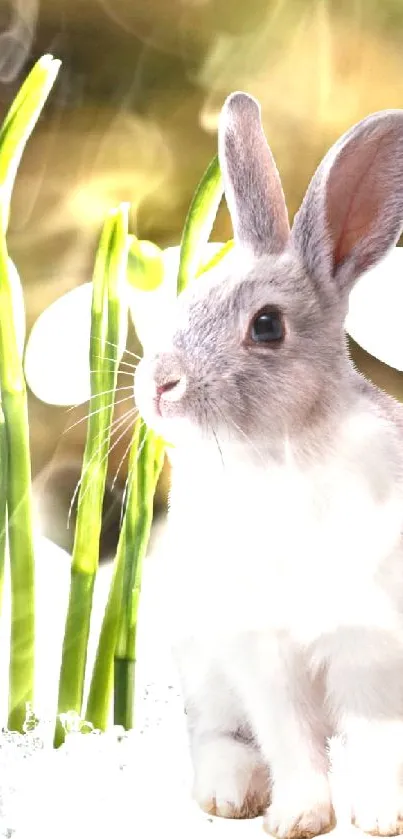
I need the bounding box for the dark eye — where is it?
[248,308,284,344]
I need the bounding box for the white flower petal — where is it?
[24,283,128,406]
[345,247,403,371]
[24,283,93,406]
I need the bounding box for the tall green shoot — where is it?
[0,55,60,731]
[54,204,129,746]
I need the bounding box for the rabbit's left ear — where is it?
[218,92,290,256]
[291,110,403,295]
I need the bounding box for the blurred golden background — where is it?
[2,0,403,555]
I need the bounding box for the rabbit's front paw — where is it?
[193,735,269,819]
[263,773,335,839]
[352,793,403,836]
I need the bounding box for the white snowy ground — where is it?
[0,519,371,838]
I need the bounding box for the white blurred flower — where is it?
[24,282,127,407]
[345,246,403,371]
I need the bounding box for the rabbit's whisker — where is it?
[111,425,137,494]
[65,378,135,413]
[213,402,265,464]
[92,355,137,369]
[90,369,135,377]
[212,427,225,469]
[119,422,148,527]
[68,407,138,528]
[91,336,142,361]
[64,392,135,432]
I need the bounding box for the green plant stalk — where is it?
[84,419,142,730]
[0,56,61,231]
[55,205,129,747]
[113,657,134,732]
[197,239,234,276]
[113,430,165,729]
[0,401,7,617]
[85,420,141,731]
[86,420,141,730]
[0,56,60,731]
[84,536,124,730]
[0,233,35,731]
[176,154,223,294]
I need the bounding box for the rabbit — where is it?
[134,92,403,838]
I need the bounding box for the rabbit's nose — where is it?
[156,378,180,397]
[155,372,187,414]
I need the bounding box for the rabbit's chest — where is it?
[167,437,403,640]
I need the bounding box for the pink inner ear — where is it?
[326,130,396,274]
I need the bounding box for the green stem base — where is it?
[114,657,134,730]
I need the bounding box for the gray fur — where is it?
[167,251,347,450]
[218,92,290,256]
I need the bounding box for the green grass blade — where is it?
[0,55,61,231]
[0,55,60,731]
[197,239,234,276]
[0,237,35,732]
[176,154,223,295]
[0,400,7,617]
[84,420,141,730]
[113,429,165,729]
[84,538,124,730]
[87,235,166,730]
[54,204,129,746]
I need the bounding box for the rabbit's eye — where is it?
[248,308,284,344]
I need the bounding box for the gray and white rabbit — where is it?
[135,93,403,838]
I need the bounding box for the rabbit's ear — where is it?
[218,92,290,256]
[292,110,403,295]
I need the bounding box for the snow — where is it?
[0,521,370,838]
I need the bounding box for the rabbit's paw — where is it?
[193,736,269,819]
[263,774,335,838]
[352,793,403,835]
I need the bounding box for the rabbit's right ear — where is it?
[218,92,290,257]
[291,110,403,296]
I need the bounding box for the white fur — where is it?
[192,736,269,818]
[157,394,403,836]
[165,401,403,640]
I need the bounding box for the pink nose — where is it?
[155,376,184,415]
[156,378,180,398]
